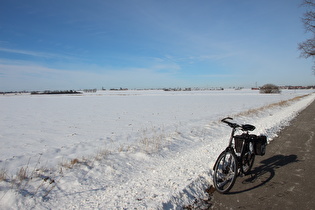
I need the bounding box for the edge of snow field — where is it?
[1,91,315,209]
[161,93,315,209]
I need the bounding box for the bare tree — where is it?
[298,0,315,72]
[260,84,281,94]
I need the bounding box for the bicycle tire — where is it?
[241,152,255,175]
[213,150,238,193]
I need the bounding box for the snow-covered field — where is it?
[0,89,314,209]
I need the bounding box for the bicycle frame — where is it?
[224,128,244,167]
[228,126,238,148]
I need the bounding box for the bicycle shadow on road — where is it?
[228,154,298,194]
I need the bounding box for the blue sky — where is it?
[0,0,314,91]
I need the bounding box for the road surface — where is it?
[208,99,315,209]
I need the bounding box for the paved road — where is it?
[208,100,315,210]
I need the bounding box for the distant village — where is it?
[251,85,315,90]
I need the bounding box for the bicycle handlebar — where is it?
[221,117,233,122]
[221,117,241,128]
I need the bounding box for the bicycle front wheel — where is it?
[213,151,238,193]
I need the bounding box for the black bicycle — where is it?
[213,117,267,193]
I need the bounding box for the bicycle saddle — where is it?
[242,124,255,131]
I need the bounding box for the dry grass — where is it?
[139,126,167,153]
[0,168,7,182]
[0,157,59,199]
[234,94,310,118]
[59,158,81,169]
[70,158,80,166]
[95,148,111,160]
[16,166,28,182]
[59,147,111,171]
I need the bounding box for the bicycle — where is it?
[213,117,267,193]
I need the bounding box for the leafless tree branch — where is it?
[299,0,315,73]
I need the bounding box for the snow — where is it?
[0,89,314,209]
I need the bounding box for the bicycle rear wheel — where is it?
[213,150,238,193]
[241,151,255,175]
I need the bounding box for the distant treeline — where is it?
[31,90,82,95]
[163,87,224,91]
[110,88,128,91]
[1,91,29,95]
[83,89,97,93]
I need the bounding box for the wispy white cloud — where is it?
[199,74,237,78]
[195,53,240,62]
[0,47,75,60]
[0,60,185,91]
[160,52,238,66]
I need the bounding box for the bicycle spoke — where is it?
[213,151,238,193]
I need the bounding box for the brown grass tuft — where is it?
[16,166,28,182]
[0,168,7,181]
[70,158,79,165]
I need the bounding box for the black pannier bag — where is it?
[233,134,246,153]
[252,135,267,156]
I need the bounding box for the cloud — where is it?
[200,74,237,78]
[0,60,185,91]
[0,47,75,60]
